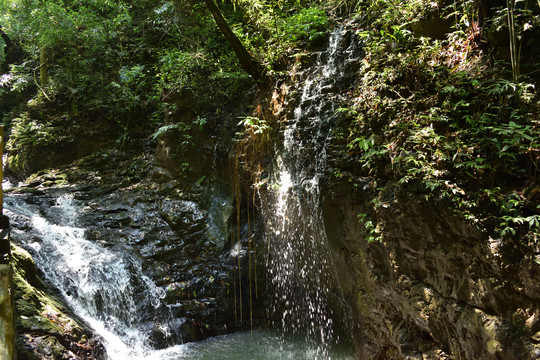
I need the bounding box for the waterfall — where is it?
[3,25,361,360]
[259,27,360,358]
[5,189,358,360]
[5,194,183,360]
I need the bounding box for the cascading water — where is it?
[259,27,361,358]
[5,193,186,360]
[5,190,357,360]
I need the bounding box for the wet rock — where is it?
[5,187,46,196]
[5,176,253,350]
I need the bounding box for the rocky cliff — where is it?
[323,179,540,359]
[245,16,540,358]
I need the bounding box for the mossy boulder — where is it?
[10,244,106,360]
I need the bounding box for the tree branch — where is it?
[203,0,268,84]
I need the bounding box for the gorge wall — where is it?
[322,180,540,359]
[247,19,540,358]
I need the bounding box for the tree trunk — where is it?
[506,0,519,82]
[203,0,267,84]
[40,47,48,86]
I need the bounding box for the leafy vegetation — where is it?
[358,213,382,243]
[0,0,256,175]
[0,0,346,177]
[218,0,335,73]
[332,0,540,245]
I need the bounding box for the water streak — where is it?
[259,27,360,359]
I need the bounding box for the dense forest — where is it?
[0,0,539,359]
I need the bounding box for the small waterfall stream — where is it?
[5,189,356,360]
[259,27,360,358]
[5,193,184,360]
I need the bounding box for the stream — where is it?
[154,330,355,360]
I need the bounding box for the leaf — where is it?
[500,144,511,153]
[151,124,183,140]
[501,226,516,236]
[526,215,540,228]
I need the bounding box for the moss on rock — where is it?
[10,244,106,360]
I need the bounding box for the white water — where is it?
[259,27,359,359]
[5,194,178,360]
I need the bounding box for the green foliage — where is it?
[497,192,540,237]
[0,0,257,158]
[226,0,330,71]
[487,120,537,161]
[155,50,205,94]
[1,64,31,93]
[280,6,328,45]
[238,116,271,136]
[106,65,151,123]
[336,0,540,244]
[346,134,388,172]
[9,114,56,148]
[1,0,149,116]
[357,213,382,243]
[5,112,65,171]
[485,0,540,81]
[0,0,338,168]
[235,114,274,171]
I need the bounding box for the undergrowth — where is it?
[333,0,540,245]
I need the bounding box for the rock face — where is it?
[73,184,241,343]
[322,180,540,359]
[5,167,256,353]
[247,20,540,359]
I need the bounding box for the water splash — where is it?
[259,27,361,358]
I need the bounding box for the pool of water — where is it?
[142,330,356,360]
